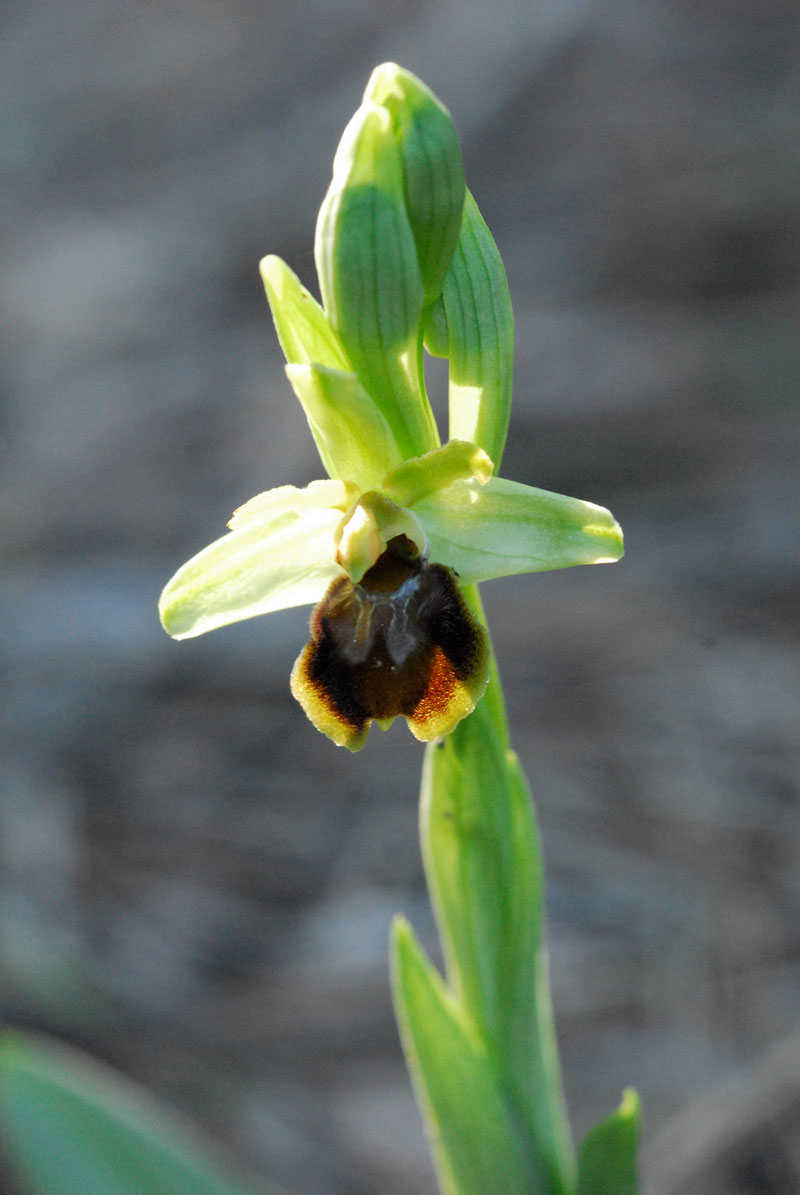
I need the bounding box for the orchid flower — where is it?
[158,63,623,751]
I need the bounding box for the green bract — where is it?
[158,62,624,749]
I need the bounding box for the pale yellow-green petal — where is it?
[414,476,624,583]
[227,479,357,532]
[159,506,344,639]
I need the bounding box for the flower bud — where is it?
[315,102,438,461]
[364,63,465,305]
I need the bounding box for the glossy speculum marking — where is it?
[292,535,489,750]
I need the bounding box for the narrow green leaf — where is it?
[577,1089,641,1195]
[391,918,543,1195]
[0,1032,263,1195]
[284,363,403,488]
[424,190,514,472]
[420,685,575,1194]
[315,102,439,460]
[365,62,465,304]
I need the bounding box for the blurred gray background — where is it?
[2,1,799,1192]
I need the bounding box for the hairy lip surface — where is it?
[291,535,489,749]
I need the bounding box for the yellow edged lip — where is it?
[290,535,489,751]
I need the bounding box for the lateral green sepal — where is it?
[415,476,624,582]
[158,482,354,639]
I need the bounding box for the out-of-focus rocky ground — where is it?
[2,2,799,1192]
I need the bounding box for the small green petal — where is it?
[364,62,465,304]
[315,101,438,460]
[383,439,493,508]
[414,476,624,582]
[260,255,350,370]
[284,363,403,489]
[160,499,347,639]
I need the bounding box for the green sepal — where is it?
[390,918,541,1195]
[314,101,439,460]
[365,62,465,304]
[577,1089,641,1195]
[425,190,514,472]
[285,363,403,488]
[421,679,575,1194]
[415,476,624,583]
[260,254,350,370]
[382,439,492,508]
[158,483,354,639]
[0,1031,263,1195]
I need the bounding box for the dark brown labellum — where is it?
[291,535,489,750]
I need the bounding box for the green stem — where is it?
[393,583,576,1195]
[463,585,510,748]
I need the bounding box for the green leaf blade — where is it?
[391,918,545,1195]
[0,1032,263,1195]
[577,1089,641,1195]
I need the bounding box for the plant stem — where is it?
[392,584,576,1194]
